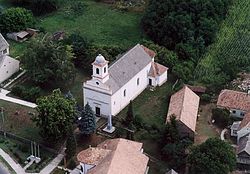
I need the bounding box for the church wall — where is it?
[158,71,168,86]
[83,87,112,117]
[110,63,152,116]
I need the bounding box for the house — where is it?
[166,86,200,139]
[236,113,250,142]
[237,135,250,165]
[231,121,241,137]
[217,89,250,118]
[166,169,178,174]
[83,44,168,116]
[77,138,149,174]
[0,33,20,84]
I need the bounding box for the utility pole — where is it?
[1,107,5,138]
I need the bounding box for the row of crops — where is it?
[194,0,250,89]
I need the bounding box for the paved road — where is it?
[0,162,10,174]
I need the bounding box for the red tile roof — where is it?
[166,86,200,132]
[141,45,156,58]
[148,62,168,78]
[239,112,250,129]
[77,138,149,174]
[217,89,250,111]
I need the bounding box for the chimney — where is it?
[104,144,107,149]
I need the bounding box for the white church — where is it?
[83,44,168,117]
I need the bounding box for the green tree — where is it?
[141,40,178,69]
[212,108,230,128]
[65,126,77,160]
[33,89,76,140]
[0,7,34,33]
[142,0,231,60]
[22,35,76,85]
[188,138,236,174]
[161,115,192,170]
[78,103,96,135]
[10,0,58,15]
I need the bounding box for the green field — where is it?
[38,0,143,47]
[194,0,250,85]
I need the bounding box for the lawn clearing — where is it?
[38,0,143,47]
[195,103,220,144]
[0,100,41,142]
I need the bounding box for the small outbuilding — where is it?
[166,86,200,139]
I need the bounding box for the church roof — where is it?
[0,33,9,52]
[105,44,152,93]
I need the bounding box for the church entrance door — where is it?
[149,78,152,86]
[95,107,100,116]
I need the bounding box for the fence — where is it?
[0,130,58,155]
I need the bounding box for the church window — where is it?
[96,82,99,85]
[137,78,139,86]
[124,89,126,97]
[96,68,100,74]
[104,67,107,73]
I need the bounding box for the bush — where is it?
[212,108,230,128]
[12,85,41,102]
[67,158,76,170]
[0,7,34,33]
[201,94,212,102]
[19,144,29,153]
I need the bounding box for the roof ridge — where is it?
[109,44,140,69]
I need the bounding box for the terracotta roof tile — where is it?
[141,45,156,58]
[217,89,250,111]
[77,138,149,174]
[166,86,200,132]
[148,62,168,78]
[239,112,250,129]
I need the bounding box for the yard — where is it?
[195,103,220,144]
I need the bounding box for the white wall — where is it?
[111,63,152,116]
[79,163,94,174]
[0,56,19,84]
[237,127,250,143]
[83,86,112,116]
[158,71,168,86]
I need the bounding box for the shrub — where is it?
[201,94,212,102]
[0,7,34,33]
[212,108,230,128]
[12,85,41,102]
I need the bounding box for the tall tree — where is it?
[22,35,76,86]
[188,138,236,174]
[78,103,96,135]
[0,7,34,33]
[33,89,76,140]
[65,126,77,160]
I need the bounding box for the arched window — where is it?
[124,89,126,97]
[137,78,139,86]
[96,68,100,74]
[104,67,107,73]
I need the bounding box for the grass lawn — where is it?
[195,103,220,144]
[0,100,41,142]
[38,0,143,47]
